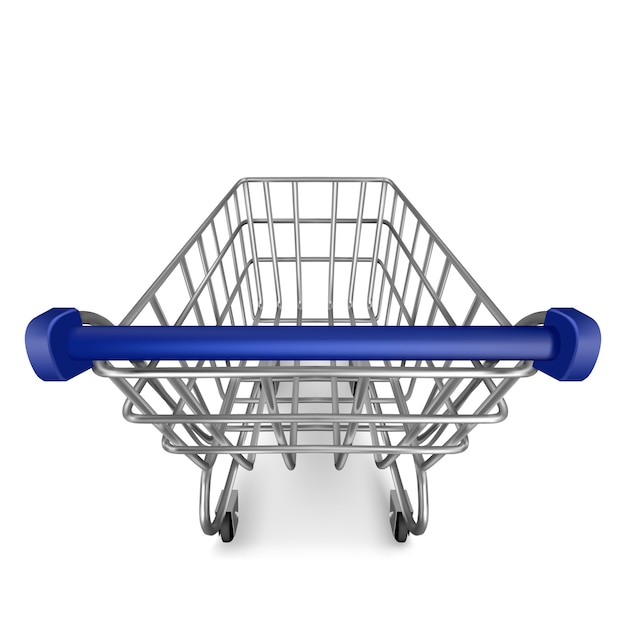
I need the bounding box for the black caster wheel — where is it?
[219,512,236,543]
[392,513,409,543]
[390,489,411,542]
[218,490,239,543]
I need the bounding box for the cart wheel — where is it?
[392,513,409,543]
[219,512,236,543]
[390,490,411,542]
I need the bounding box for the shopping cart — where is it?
[26,177,600,542]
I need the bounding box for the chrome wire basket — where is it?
[26,178,600,542]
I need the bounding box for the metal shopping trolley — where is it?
[26,177,601,542]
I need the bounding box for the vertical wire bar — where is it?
[331,373,341,466]
[426,257,452,326]
[347,182,367,317]
[259,187,287,462]
[263,181,282,315]
[329,191,340,459]
[210,220,235,326]
[463,295,482,326]
[193,235,220,327]
[335,360,370,470]
[397,222,421,327]
[233,190,255,321]
[383,201,408,325]
[224,201,248,326]
[342,182,367,467]
[366,183,388,309]
[246,379,267,466]
[243,182,264,314]
[403,373,419,404]
[197,234,210,280]
[261,376,295,469]
[197,235,212,323]
[367,306,416,454]
[245,381,263,466]
[398,222,423,386]
[215,376,242,437]
[264,189,286,450]
[200,218,230,403]
[292,182,303,324]
[290,183,302,455]
[201,377,241,468]
[418,364,459,429]
[411,236,434,323]
[196,232,226,398]
[328,181,338,323]
[179,257,205,325]
[199,372,255,462]
[290,366,299,455]
[374,192,398,319]
[365,382,393,465]
[205,276,221,326]
[150,295,169,326]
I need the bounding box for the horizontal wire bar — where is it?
[219,424,412,432]
[95,359,537,379]
[122,410,504,425]
[161,440,470,455]
[230,396,399,404]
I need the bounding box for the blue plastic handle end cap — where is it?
[533,308,600,381]
[25,308,92,381]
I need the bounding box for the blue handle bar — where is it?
[25,308,600,382]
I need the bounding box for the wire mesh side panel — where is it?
[106,185,262,470]
[103,178,529,468]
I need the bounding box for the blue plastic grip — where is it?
[532,308,601,381]
[25,308,93,381]
[26,307,600,382]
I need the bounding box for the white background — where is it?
[1,1,624,624]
